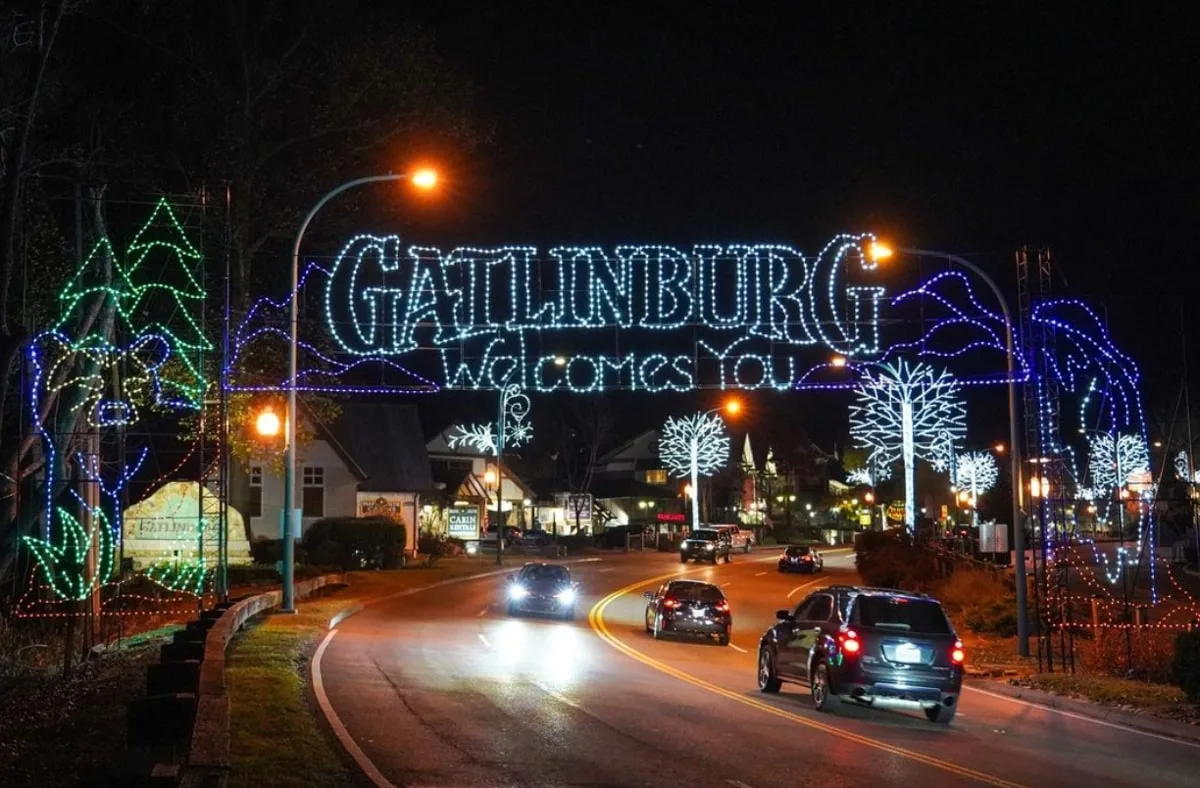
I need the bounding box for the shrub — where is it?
[301,517,406,570]
[249,537,308,566]
[934,568,1017,637]
[854,529,940,591]
[1171,630,1200,701]
[1076,628,1177,682]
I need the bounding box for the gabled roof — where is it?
[319,403,434,492]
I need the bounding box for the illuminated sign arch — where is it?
[303,233,886,392]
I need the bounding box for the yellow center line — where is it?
[587,570,1026,788]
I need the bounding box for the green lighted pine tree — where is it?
[119,198,212,410]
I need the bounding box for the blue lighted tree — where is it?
[849,361,966,531]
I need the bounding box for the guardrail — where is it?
[120,573,344,786]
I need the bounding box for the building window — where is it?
[248,466,263,518]
[642,469,668,486]
[302,466,325,517]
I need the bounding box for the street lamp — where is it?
[881,244,1031,657]
[255,406,281,438]
[282,168,439,612]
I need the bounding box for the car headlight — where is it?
[705,543,714,550]
[509,584,529,600]
[555,587,577,604]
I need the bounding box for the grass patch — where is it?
[1022,673,1187,708]
[226,558,526,787]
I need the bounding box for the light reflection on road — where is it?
[485,617,587,689]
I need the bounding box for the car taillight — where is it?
[663,597,680,608]
[802,555,812,562]
[951,639,965,664]
[714,600,729,613]
[839,629,861,654]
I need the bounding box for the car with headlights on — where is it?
[504,563,579,620]
[777,544,823,573]
[644,579,732,645]
[756,585,964,724]
[679,528,732,564]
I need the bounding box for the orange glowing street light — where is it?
[724,398,741,416]
[830,355,848,368]
[867,241,894,263]
[255,406,282,438]
[993,442,1006,454]
[410,168,438,190]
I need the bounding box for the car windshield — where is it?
[854,596,952,634]
[690,530,719,540]
[522,566,569,585]
[784,546,811,556]
[669,583,724,602]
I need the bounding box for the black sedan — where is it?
[505,563,579,620]
[777,545,823,573]
[644,579,732,645]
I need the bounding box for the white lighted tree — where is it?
[954,451,999,525]
[660,412,731,528]
[849,361,966,530]
[1088,432,1149,489]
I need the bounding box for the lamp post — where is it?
[895,245,1030,657]
[283,169,437,611]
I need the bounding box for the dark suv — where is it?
[679,528,732,564]
[644,579,732,645]
[755,585,964,724]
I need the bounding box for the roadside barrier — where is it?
[113,573,343,787]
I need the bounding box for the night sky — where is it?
[376,4,1197,446]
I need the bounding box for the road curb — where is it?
[965,679,1200,746]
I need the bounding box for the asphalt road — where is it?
[315,550,1199,787]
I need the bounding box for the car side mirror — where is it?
[776,609,793,621]
[644,591,655,599]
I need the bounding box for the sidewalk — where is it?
[966,677,1200,745]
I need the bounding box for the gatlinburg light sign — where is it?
[304,234,885,392]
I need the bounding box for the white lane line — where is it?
[754,572,766,576]
[598,567,616,573]
[721,582,733,588]
[476,605,490,617]
[478,633,492,648]
[727,643,748,654]
[787,578,822,598]
[726,780,755,788]
[312,629,397,788]
[963,684,1200,749]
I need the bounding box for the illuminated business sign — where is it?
[447,505,481,539]
[318,234,884,392]
[656,512,687,523]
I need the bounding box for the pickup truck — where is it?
[711,524,755,553]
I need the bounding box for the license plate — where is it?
[692,609,707,619]
[894,643,922,663]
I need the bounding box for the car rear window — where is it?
[690,530,719,540]
[670,583,724,602]
[853,596,952,634]
[784,546,811,556]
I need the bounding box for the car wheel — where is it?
[724,552,732,564]
[811,662,839,712]
[562,606,576,622]
[758,648,782,693]
[744,542,750,553]
[924,703,957,724]
[718,626,731,646]
[653,616,666,640]
[645,609,654,633]
[680,554,688,563]
[506,602,517,616]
